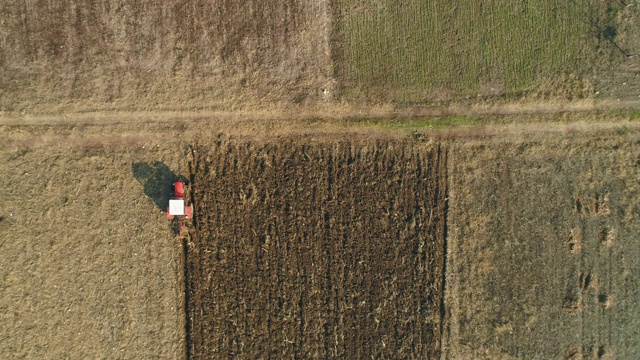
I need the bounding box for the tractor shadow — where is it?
[132,161,187,211]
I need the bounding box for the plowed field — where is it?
[185,139,447,358]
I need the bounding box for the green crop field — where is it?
[333,0,600,103]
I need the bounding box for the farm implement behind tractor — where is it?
[166,180,193,235]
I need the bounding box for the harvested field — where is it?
[444,130,640,358]
[0,0,333,115]
[186,139,447,358]
[595,1,640,101]
[0,124,188,358]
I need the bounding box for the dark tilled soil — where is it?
[185,139,447,359]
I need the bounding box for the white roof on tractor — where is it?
[169,199,185,216]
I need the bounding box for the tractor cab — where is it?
[166,181,193,233]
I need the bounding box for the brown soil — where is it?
[185,139,447,358]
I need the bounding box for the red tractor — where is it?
[166,181,193,234]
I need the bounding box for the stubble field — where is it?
[0,123,188,358]
[0,0,333,115]
[444,128,640,359]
